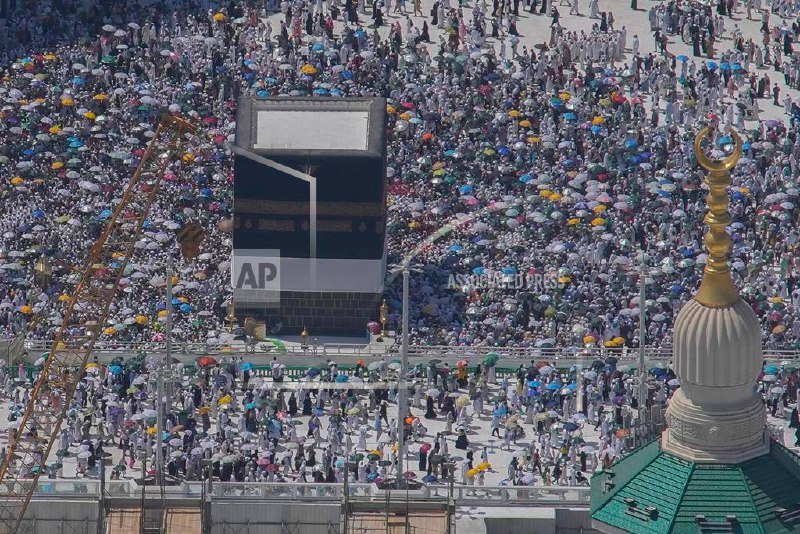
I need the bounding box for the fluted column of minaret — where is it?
[661,127,768,464]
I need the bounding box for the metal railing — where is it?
[18,339,800,363]
[29,479,590,507]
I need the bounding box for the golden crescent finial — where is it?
[693,126,741,308]
[694,127,742,174]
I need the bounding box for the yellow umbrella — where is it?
[84,112,96,120]
[103,327,115,335]
[399,111,411,120]
[548,192,562,202]
[592,116,605,125]
[135,315,148,325]
[56,341,65,350]
[58,294,71,302]
[218,395,232,405]
[477,461,491,471]
[612,336,625,344]
[391,443,398,452]
[194,272,207,280]
[44,54,57,60]
[558,276,571,283]
[590,218,606,226]
[539,189,553,198]
[51,161,64,170]
[432,162,445,170]
[181,152,195,163]
[558,92,572,100]
[146,427,157,435]
[604,340,618,348]
[769,296,783,303]
[213,12,226,21]
[93,93,108,101]
[593,205,607,213]
[508,110,520,117]
[198,406,211,415]
[408,221,421,230]
[369,449,382,457]
[301,64,318,75]
[583,335,596,344]
[739,187,750,194]
[467,468,479,477]
[55,215,70,223]
[19,305,32,314]
[527,136,540,144]
[49,125,61,134]
[86,362,98,368]
[61,97,74,106]
[157,310,168,318]
[567,218,580,226]
[519,120,532,128]
[10,176,23,185]
[386,105,397,113]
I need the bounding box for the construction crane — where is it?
[0,115,197,534]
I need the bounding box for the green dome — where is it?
[591,440,800,534]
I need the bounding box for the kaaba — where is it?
[232,97,387,337]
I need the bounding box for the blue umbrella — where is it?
[566,383,577,391]
[472,266,485,275]
[764,365,779,374]
[108,365,123,375]
[31,209,45,219]
[502,266,517,275]
[732,63,743,71]
[624,139,638,150]
[494,406,507,416]
[720,62,731,70]
[497,146,511,156]
[706,61,718,70]
[717,136,732,145]
[564,112,577,120]
[342,70,354,80]
[171,298,182,305]
[528,380,541,387]
[308,368,321,377]
[422,474,437,483]
[677,54,689,62]
[179,303,192,313]
[519,174,534,183]
[564,422,579,432]
[549,97,563,108]
[313,88,329,95]
[240,362,256,371]
[459,185,473,194]
[450,244,464,252]
[335,374,349,383]
[256,90,268,98]
[99,209,113,219]
[245,402,259,410]
[546,382,561,391]
[590,125,602,134]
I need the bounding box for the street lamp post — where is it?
[396,268,410,485]
[389,201,521,484]
[638,252,648,434]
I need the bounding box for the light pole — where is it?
[390,201,521,484]
[638,252,648,432]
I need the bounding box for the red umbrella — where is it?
[196,356,218,367]
[403,471,417,479]
[266,464,278,473]
[420,443,432,454]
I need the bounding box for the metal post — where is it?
[638,253,648,427]
[165,258,174,414]
[98,454,105,534]
[156,369,164,484]
[396,268,410,484]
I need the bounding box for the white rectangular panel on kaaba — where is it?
[254,110,369,151]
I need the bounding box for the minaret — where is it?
[661,127,768,463]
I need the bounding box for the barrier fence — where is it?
[16,339,800,363]
[31,479,590,507]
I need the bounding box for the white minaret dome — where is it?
[662,298,767,463]
[661,128,768,464]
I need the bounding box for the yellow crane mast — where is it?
[0,115,197,534]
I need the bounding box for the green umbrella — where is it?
[483,353,499,367]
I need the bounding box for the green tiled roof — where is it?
[592,441,800,534]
